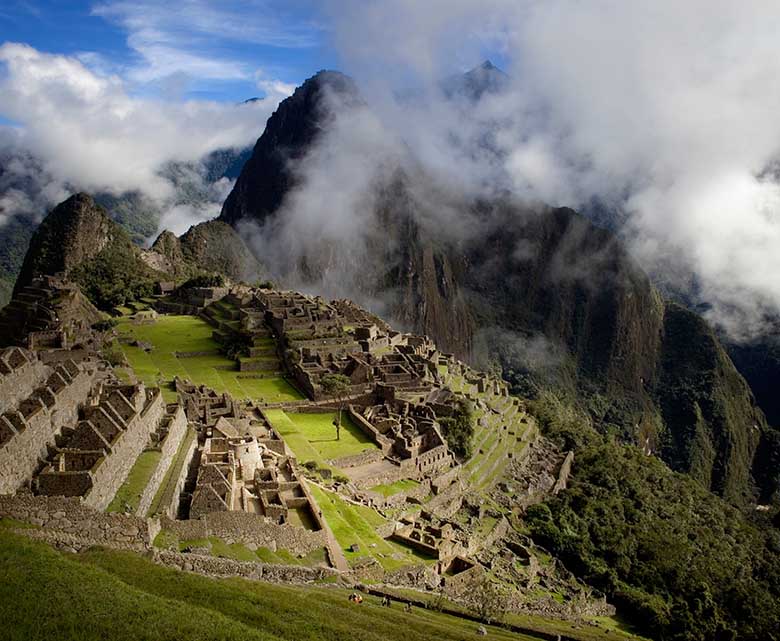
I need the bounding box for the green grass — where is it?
[308,485,435,571]
[117,315,303,403]
[0,530,543,641]
[370,479,420,497]
[208,537,258,562]
[285,411,377,460]
[263,410,378,469]
[107,450,162,513]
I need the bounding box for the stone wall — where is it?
[0,494,157,552]
[152,549,338,583]
[83,391,165,511]
[0,349,48,414]
[0,364,95,494]
[137,406,188,516]
[157,431,198,519]
[162,510,327,556]
[346,407,394,453]
[329,448,384,469]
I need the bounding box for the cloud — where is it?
[0,42,288,234]
[307,0,780,339]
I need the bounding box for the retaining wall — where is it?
[137,406,188,516]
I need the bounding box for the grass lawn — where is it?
[0,530,545,641]
[308,485,435,571]
[264,410,378,466]
[107,450,161,513]
[117,315,303,404]
[370,479,420,497]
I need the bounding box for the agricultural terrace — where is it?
[115,315,303,404]
[307,485,437,570]
[263,410,378,467]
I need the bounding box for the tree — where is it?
[320,373,351,441]
[472,578,508,625]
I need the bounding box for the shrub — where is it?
[438,398,475,459]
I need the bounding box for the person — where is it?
[404,602,412,613]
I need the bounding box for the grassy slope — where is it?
[117,315,302,403]
[308,485,435,571]
[0,530,534,641]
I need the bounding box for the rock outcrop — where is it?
[14,193,113,294]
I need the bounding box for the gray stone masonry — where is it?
[0,359,96,494]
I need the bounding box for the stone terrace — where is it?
[35,382,165,510]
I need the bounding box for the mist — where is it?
[0,42,287,238]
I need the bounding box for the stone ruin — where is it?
[349,396,454,479]
[0,274,610,621]
[0,349,98,494]
[175,378,241,426]
[35,382,166,510]
[190,416,320,530]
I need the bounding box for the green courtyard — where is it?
[115,315,303,404]
[263,409,378,466]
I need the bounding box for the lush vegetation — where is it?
[438,398,475,458]
[0,529,531,641]
[0,213,36,307]
[179,273,225,290]
[526,393,780,641]
[71,229,160,310]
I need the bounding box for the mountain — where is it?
[13,193,260,312]
[441,59,510,101]
[220,71,362,226]
[0,143,253,307]
[218,68,778,505]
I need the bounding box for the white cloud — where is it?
[92,0,321,89]
[312,0,780,338]
[0,42,286,211]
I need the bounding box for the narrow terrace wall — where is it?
[84,391,165,511]
[162,510,327,556]
[0,494,157,552]
[157,431,198,519]
[137,407,188,516]
[152,549,338,583]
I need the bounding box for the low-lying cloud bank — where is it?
[0,42,287,236]
[264,0,780,339]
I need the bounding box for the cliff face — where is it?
[216,70,773,503]
[14,193,113,293]
[220,71,361,226]
[177,220,261,282]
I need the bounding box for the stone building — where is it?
[36,382,165,510]
[190,418,319,529]
[0,354,97,494]
[175,378,241,426]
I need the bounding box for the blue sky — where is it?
[0,0,338,102]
